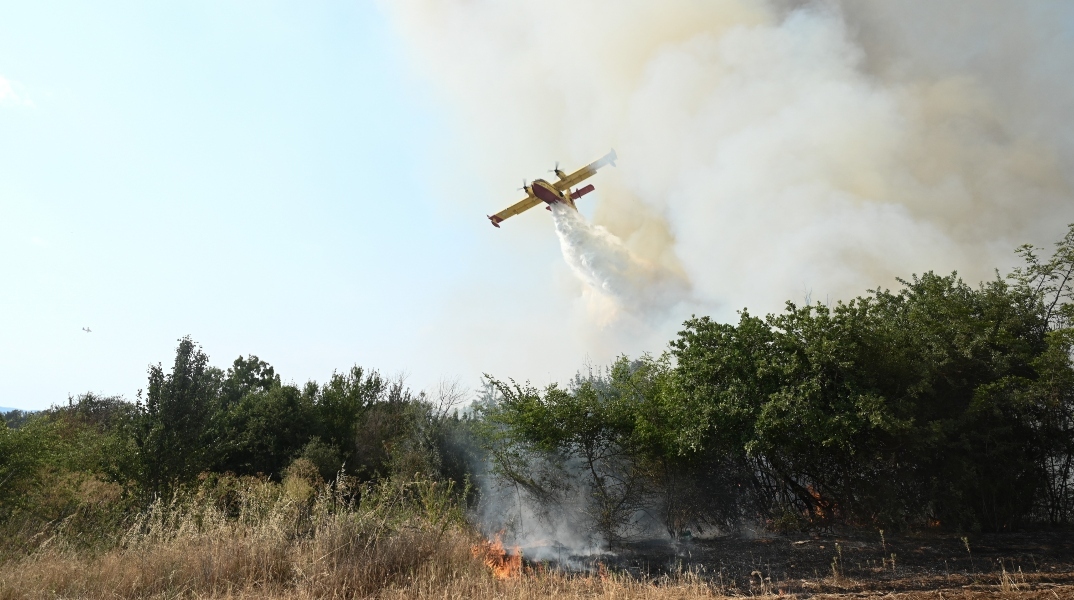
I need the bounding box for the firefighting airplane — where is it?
[487,149,617,228]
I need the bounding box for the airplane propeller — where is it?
[518,179,528,192]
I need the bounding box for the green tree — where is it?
[219,354,280,407]
[314,366,386,457]
[671,272,1052,530]
[211,383,316,478]
[135,337,221,497]
[1011,224,1074,331]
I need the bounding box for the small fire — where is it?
[472,532,522,579]
[596,561,608,581]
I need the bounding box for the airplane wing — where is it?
[552,149,617,192]
[488,194,542,227]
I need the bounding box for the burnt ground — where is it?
[527,531,1074,597]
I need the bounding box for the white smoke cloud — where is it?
[385,0,1073,321]
[383,0,1074,551]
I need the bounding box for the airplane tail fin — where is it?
[488,215,502,228]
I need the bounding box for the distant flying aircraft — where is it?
[487,149,617,228]
[82,327,91,333]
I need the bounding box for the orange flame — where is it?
[597,560,608,581]
[471,532,522,579]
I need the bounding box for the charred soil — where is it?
[525,530,1074,597]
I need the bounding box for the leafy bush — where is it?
[478,226,1074,535]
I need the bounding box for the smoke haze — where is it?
[379,0,1074,552]
[382,0,1074,386]
[387,0,1072,310]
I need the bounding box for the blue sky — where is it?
[0,2,498,409]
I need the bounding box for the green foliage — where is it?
[1010,225,1074,331]
[220,354,280,406]
[669,270,1060,530]
[350,378,426,477]
[314,366,387,455]
[1,359,478,561]
[210,383,316,478]
[296,437,344,482]
[0,409,35,429]
[0,415,57,516]
[0,394,138,514]
[127,342,478,491]
[480,225,1074,535]
[479,358,729,539]
[135,337,222,497]
[0,396,141,557]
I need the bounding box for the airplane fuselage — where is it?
[529,179,576,210]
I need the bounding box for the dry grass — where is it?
[2,471,1073,599]
[0,471,483,600]
[0,469,731,599]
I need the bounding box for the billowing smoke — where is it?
[383,0,1074,550]
[384,0,1074,323]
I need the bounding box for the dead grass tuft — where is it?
[0,474,482,599]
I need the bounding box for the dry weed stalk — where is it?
[998,560,1027,593]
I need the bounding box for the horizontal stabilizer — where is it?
[570,184,595,200]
